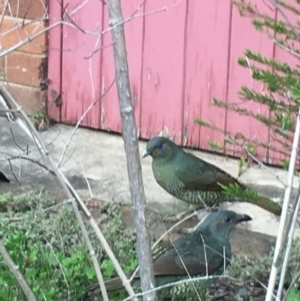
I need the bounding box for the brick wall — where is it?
[0,0,48,114]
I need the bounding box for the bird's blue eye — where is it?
[158,143,164,149]
[224,217,231,223]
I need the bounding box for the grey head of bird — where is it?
[142,136,179,161]
[197,210,252,241]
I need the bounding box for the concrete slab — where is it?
[0,117,299,239]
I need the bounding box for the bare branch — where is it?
[265,108,300,301]
[0,84,136,300]
[0,240,37,301]
[58,79,116,167]
[107,0,156,299]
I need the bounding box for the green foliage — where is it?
[195,1,300,166]
[287,288,300,301]
[31,109,46,120]
[0,191,137,301]
[194,118,210,127]
[282,159,290,171]
[229,237,300,288]
[218,182,262,203]
[238,156,246,176]
[218,182,245,198]
[1,231,93,300]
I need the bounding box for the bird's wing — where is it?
[175,153,244,191]
[151,242,221,276]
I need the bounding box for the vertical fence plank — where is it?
[100,1,144,133]
[139,0,187,144]
[182,0,232,151]
[47,0,62,121]
[48,0,299,165]
[270,0,299,166]
[60,0,103,128]
[225,1,276,162]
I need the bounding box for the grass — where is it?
[0,190,137,301]
[0,190,299,300]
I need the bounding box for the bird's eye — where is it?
[224,217,231,223]
[158,143,164,149]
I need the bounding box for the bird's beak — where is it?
[142,149,149,158]
[239,214,252,222]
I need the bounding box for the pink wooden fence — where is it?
[47,0,292,165]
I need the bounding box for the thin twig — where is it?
[200,234,208,276]
[0,84,136,301]
[267,0,300,41]
[8,155,55,175]
[276,187,300,299]
[80,159,93,198]
[265,108,300,301]
[170,239,202,300]
[58,79,116,167]
[283,270,300,301]
[273,39,300,59]
[9,128,26,152]
[122,275,235,301]
[46,241,71,301]
[224,135,286,187]
[129,210,199,282]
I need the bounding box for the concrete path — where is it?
[0,117,299,239]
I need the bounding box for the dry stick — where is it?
[273,39,300,59]
[2,89,133,301]
[1,89,134,300]
[46,241,71,301]
[0,85,137,301]
[265,107,300,301]
[0,240,37,301]
[15,128,110,300]
[58,171,137,301]
[170,239,202,301]
[122,275,235,301]
[276,189,300,299]
[224,134,286,187]
[267,0,300,41]
[107,0,156,300]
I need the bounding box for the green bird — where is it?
[142,136,282,216]
[0,171,9,183]
[87,210,251,299]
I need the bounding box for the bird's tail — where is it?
[236,193,282,216]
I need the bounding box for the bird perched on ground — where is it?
[0,171,9,183]
[87,210,251,299]
[142,136,282,216]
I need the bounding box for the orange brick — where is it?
[0,17,46,54]
[0,83,45,113]
[0,0,46,20]
[7,51,45,87]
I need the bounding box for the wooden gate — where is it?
[47,0,293,165]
